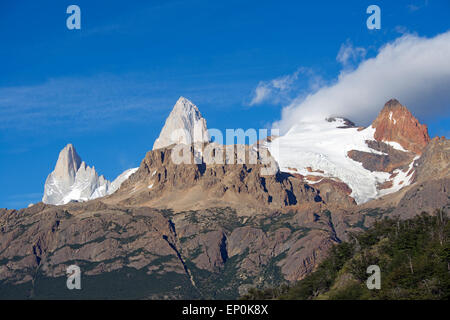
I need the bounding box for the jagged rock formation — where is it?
[372,99,430,154]
[1,98,448,299]
[42,144,137,205]
[345,100,433,201]
[104,142,355,214]
[42,144,108,205]
[153,97,210,150]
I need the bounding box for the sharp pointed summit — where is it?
[42,144,138,205]
[153,97,210,150]
[51,143,82,185]
[371,99,430,154]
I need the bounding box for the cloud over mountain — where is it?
[273,31,450,133]
[336,40,367,68]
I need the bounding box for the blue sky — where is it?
[1,0,449,208]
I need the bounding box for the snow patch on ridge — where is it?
[383,141,407,152]
[268,119,407,204]
[109,168,139,194]
[379,156,419,196]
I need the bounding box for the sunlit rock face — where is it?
[153,96,210,150]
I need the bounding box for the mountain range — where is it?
[0,96,448,299]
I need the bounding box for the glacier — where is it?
[268,118,416,204]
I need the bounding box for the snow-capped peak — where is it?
[153,97,210,150]
[268,114,416,204]
[42,144,138,205]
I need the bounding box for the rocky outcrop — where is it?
[347,140,414,173]
[355,138,449,222]
[391,178,450,219]
[107,143,356,214]
[346,100,429,197]
[2,142,448,299]
[384,137,450,219]
[0,204,188,289]
[371,99,430,154]
[413,136,450,182]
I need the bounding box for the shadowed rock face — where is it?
[0,203,344,299]
[413,137,450,182]
[391,178,450,219]
[348,140,414,173]
[372,99,430,154]
[356,137,450,221]
[385,137,450,218]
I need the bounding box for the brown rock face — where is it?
[357,137,449,222]
[108,144,356,213]
[0,202,346,298]
[1,137,449,298]
[347,140,414,173]
[371,99,430,154]
[413,137,450,182]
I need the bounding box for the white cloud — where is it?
[273,31,450,133]
[249,70,300,106]
[250,84,273,105]
[336,40,367,68]
[249,68,324,106]
[407,0,429,12]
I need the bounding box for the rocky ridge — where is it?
[1,97,448,299]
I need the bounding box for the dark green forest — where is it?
[242,210,450,300]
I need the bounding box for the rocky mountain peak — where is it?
[42,144,138,205]
[371,99,430,154]
[153,97,210,150]
[52,143,82,185]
